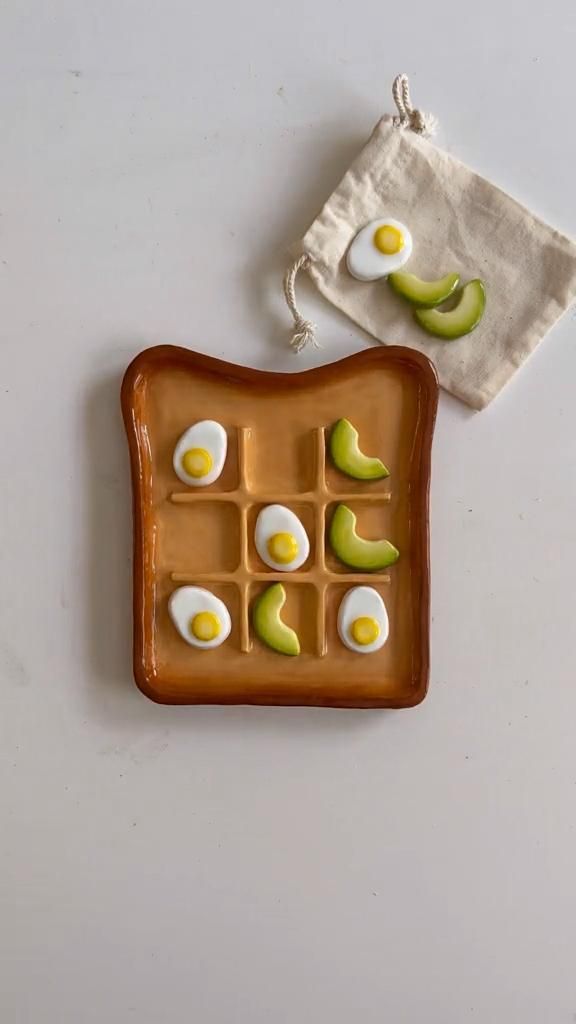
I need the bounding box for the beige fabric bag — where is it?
[285,76,576,410]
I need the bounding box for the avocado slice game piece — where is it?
[252,583,300,656]
[329,504,399,571]
[329,418,389,481]
[388,270,460,308]
[414,279,486,340]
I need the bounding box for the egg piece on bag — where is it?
[255,505,310,572]
[337,586,389,654]
[169,586,232,649]
[173,420,227,487]
[347,218,413,282]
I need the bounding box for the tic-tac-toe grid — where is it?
[168,426,393,657]
[122,345,437,706]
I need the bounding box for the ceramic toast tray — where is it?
[121,346,438,707]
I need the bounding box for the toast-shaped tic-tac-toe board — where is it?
[121,346,438,707]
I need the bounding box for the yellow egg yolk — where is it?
[373,224,404,255]
[182,447,213,478]
[267,532,299,565]
[350,616,380,646]
[190,611,221,642]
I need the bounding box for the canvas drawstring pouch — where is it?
[284,74,576,410]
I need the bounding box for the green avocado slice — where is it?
[252,583,300,656]
[414,279,486,340]
[388,270,460,308]
[329,419,389,481]
[329,504,399,571]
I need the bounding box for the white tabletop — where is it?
[2,2,576,1021]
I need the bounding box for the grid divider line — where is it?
[237,426,250,494]
[237,428,251,652]
[238,504,249,572]
[315,426,326,492]
[170,491,243,504]
[314,502,327,573]
[239,581,251,654]
[313,426,327,583]
[170,570,392,584]
[170,493,392,505]
[313,429,327,657]
[168,424,395,657]
[316,583,327,658]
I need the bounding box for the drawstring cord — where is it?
[391,73,438,138]
[283,253,319,353]
[284,75,437,351]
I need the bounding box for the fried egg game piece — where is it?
[255,505,310,572]
[169,586,232,649]
[337,586,389,654]
[347,218,413,282]
[173,420,227,487]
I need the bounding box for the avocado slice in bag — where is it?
[414,279,486,340]
[388,270,460,308]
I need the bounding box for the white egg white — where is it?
[337,586,389,654]
[173,420,228,487]
[346,218,413,282]
[254,505,310,572]
[169,586,232,649]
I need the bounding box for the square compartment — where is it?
[324,418,395,496]
[246,502,316,573]
[159,500,241,574]
[158,581,243,660]
[325,500,397,575]
[158,423,240,496]
[325,581,399,673]
[249,581,318,657]
[245,426,318,495]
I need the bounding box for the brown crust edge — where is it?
[121,345,439,708]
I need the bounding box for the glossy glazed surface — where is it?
[121,346,438,706]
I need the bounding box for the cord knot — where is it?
[290,316,317,354]
[283,253,320,353]
[392,74,438,138]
